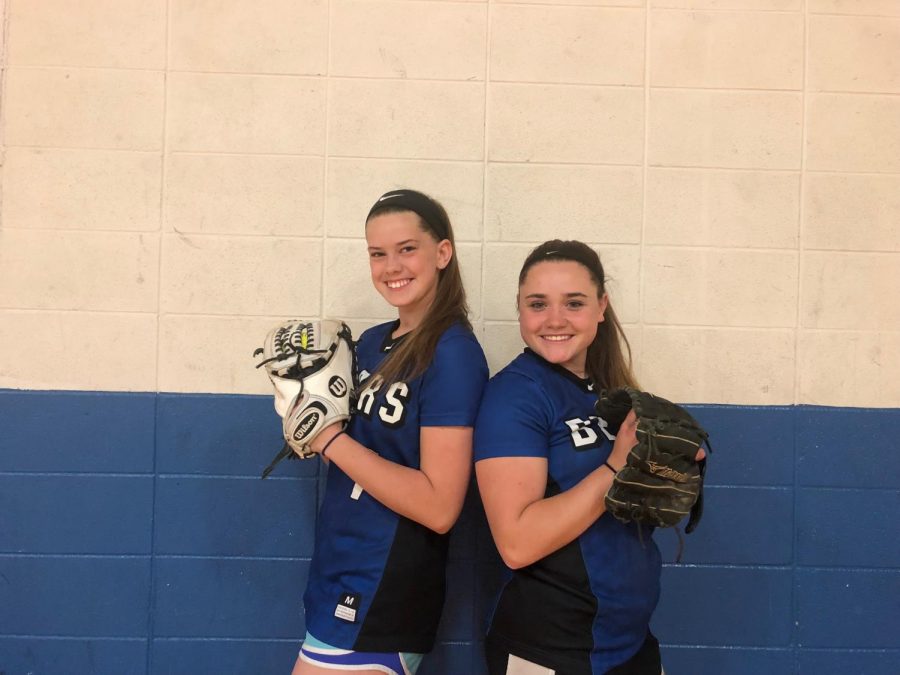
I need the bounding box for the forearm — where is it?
[490,465,617,569]
[321,433,465,534]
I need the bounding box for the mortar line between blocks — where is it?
[638,0,651,380]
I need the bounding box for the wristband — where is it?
[603,461,618,475]
[320,430,346,458]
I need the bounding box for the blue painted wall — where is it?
[1,390,898,674]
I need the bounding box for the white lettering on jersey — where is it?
[356,376,410,428]
[565,415,615,449]
[379,382,410,427]
[566,418,598,448]
[357,375,382,417]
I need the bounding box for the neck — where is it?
[396,305,426,336]
[564,355,588,379]
[396,290,437,335]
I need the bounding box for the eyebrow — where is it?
[367,238,418,252]
[523,292,589,299]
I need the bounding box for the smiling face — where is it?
[517,260,608,376]
[365,210,452,329]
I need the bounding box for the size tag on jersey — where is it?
[334,592,361,623]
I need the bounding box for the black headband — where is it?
[521,241,606,286]
[366,189,449,240]
[542,247,601,277]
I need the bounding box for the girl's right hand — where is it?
[607,409,638,470]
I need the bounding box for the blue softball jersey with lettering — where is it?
[474,349,661,674]
[303,320,488,653]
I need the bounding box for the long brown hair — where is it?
[366,190,471,386]
[518,240,638,391]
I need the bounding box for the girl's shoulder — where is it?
[491,350,546,384]
[482,352,548,403]
[356,320,479,352]
[487,350,588,404]
[430,322,488,375]
[436,321,483,348]
[355,320,398,357]
[357,320,395,344]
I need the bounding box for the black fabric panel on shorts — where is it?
[352,515,450,654]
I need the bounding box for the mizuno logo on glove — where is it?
[645,461,689,482]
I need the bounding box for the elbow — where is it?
[424,508,462,535]
[485,522,539,569]
[496,542,534,570]
[430,520,454,535]
[501,554,527,570]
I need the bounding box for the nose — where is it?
[384,253,402,274]
[545,305,566,327]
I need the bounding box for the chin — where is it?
[531,347,566,364]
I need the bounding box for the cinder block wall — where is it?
[1,1,898,674]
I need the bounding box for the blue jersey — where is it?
[303,321,488,653]
[474,350,661,674]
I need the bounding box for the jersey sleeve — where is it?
[418,331,489,427]
[474,371,552,461]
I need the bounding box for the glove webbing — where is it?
[253,323,345,378]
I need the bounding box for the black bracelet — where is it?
[603,461,618,475]
[320,430,346,458]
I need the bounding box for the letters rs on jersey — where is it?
[303,320,488,654]
[355,371,411,429]
[474,350,661,675]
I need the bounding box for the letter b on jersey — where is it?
[566,417,603,450]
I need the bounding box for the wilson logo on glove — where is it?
[293,411,321,441]
[328,376,348,397]
[254,319,357,478]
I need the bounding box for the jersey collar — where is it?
[379,319,411,353]
[523,348,595,394]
